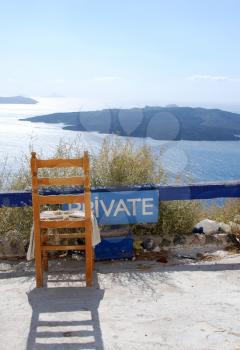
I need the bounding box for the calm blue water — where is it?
[0,97,240,184]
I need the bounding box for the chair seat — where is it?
[40,210,89,228]
[40,209,86,220]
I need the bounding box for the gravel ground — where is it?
[1,252,240,350]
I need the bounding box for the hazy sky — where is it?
[1,0,240,108]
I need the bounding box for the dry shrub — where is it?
[132,200,203,236]
[0,206,32,236]
[207,199,240,223]
[0,138,86,238]
[0,154,32,236]
[0,136,204,238]
[155,200,203,236]
[91,137,165,186]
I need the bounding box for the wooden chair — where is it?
[31,151,93,288]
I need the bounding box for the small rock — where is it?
[227,233,240,246]
[23,240,29,253]
[173,234,186,245]
[205,235,217,244]
[153,246,160,252]
[141,238,155,251]
[133,240,143,250]
[160,238,171,247]
[196,253,204,259]
[177,254,196,260]
[157,256,168,263]
[71,253,84,261]
[191,234,206,246]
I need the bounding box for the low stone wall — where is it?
[132,233,238,262]
[0,229,237,259]
[0,230,27,259]
[134,233,232,251]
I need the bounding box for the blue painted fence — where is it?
[1,181,240,224]
[1,181,240,208]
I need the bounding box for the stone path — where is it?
[1,254,240,350]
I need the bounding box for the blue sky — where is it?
[1,0,240,108]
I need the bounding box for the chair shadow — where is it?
[26,274,104,350]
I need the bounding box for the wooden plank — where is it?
[41,244,85,251]
[38,176,84,186]
[39,194,84,205]
[40,219,88,229]
[37,158,83,168]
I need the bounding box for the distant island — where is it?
[0,96,38,104]
[21,106,240,141]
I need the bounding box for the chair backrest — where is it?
[31,151,91,219]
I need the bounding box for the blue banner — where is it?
[66,190,159,225]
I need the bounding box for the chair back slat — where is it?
[39,194,84,205]
[38,176,84,186]
[37,158,83,168]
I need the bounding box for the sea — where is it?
[1,97,240,185]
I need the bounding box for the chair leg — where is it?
[85,231,93,287]
[42,230,48,272]
[34,226,43,288]
[43,251,48,272]
[35,251,43,288]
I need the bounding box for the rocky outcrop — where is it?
[21,106,240,141]
[0,96,38,104]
